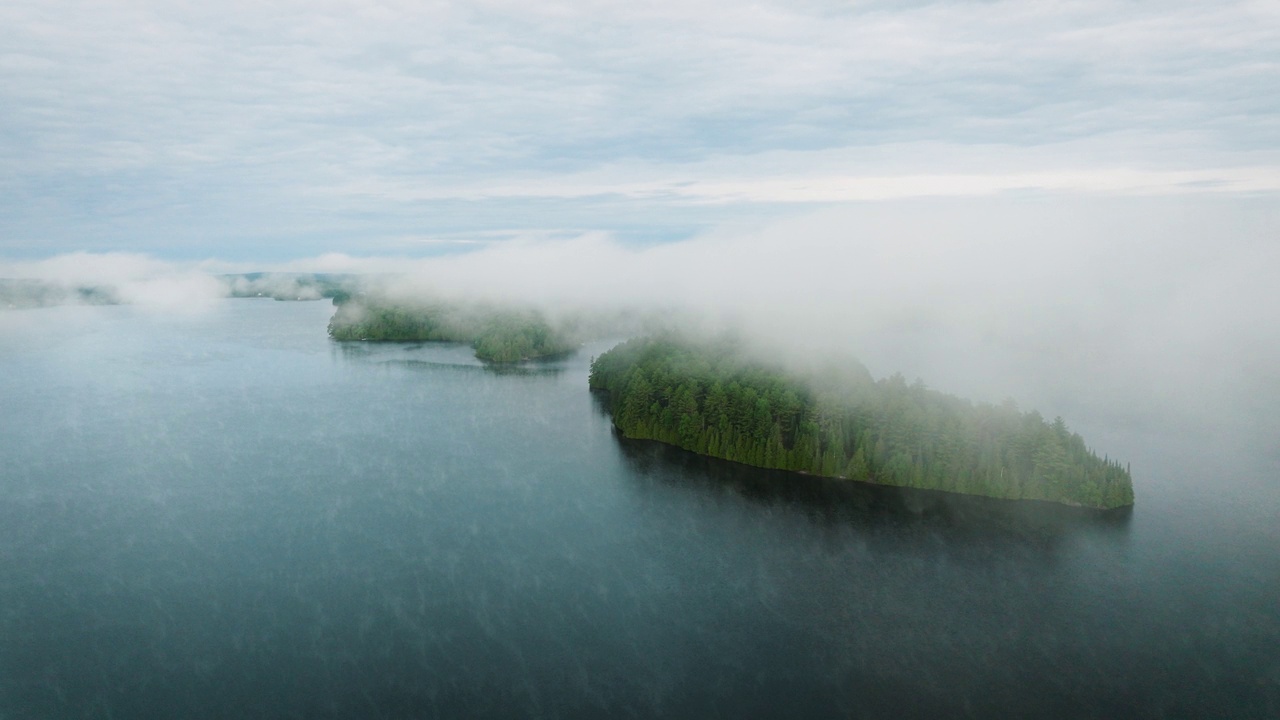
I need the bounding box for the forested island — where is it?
[589,335,1135,509]
[0,279,119,308]
[220,272,361,301]
[4,273,360,309]
[328,296,577,363]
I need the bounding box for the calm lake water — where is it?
[1,300,1276,719]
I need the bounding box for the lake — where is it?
[0,300,1276,718]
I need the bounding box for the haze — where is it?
[2,1,1278,460]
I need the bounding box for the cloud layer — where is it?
[1,0,1277,256]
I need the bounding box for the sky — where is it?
[1,0,1277,260]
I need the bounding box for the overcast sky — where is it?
[2,0,1277,260]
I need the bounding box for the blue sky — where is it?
[1,0,1277,260]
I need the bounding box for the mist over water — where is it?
[0,299,1276,718]
[6,194,1275,443]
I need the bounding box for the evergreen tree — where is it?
[589,334,1134,509]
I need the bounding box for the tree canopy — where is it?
[328,297,576,363]
[589,335,1134,509]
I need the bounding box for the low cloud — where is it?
[272,196,1279,438]
[4,194,1276,450]
[0,252,226,313]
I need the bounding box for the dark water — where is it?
[0,301,1276,719]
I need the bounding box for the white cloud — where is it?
[0,252,226,312]
[0,0,1276,254]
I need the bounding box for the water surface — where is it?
[0,300,1276,718]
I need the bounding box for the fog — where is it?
[392,195,1274,460]
[4,194,1277,456]
[0,252,226,313]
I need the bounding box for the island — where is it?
[327,296,578,363]
[589,335,1135,509]
[0,279,119,309]
[220,272,362,302]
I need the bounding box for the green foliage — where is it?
[590,335,1135,509]
[328,298,576,363]
[220,272,360,301]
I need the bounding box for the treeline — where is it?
[328,297,577,363]
[589,335,1134,509]
[220,273,361,302]
[0,279,119,309]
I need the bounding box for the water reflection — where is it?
[615,435,1132,554]
[330,340,571,376]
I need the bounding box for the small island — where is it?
[0,278,119,308]
[327,296,577,363]
[221,272,361,302]
[590,335,1134,509]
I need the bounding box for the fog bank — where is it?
[357,196,1278,443]
[4,195,1276,454]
